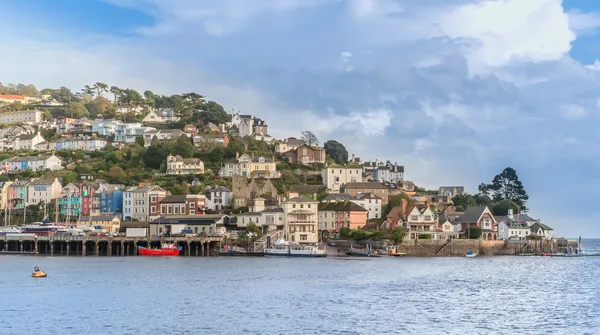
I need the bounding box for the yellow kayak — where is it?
[32,271,47,278]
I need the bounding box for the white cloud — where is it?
[561,104,588,119]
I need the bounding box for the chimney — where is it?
[235,151,239,159]
[251,152,254,159]
[520,209,525,215]
[401,198,408,216]
[425,199,431,208]
[508,209,513,219]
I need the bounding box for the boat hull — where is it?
[137,246,180,256]
[264,252,327,258]
[32,271,47,278]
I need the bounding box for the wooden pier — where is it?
[0,235,224,256]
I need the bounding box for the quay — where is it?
[0,235,223,256]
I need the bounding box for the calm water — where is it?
[2,240,600,335]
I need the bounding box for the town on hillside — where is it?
[0,83,554,245]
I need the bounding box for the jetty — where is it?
[0,235,223,256]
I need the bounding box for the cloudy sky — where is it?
[2,0,600,237]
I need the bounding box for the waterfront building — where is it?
[204,186,233,211]
[97,185,124,217]
[27,178,62,206]
[149,214,230,236]
[403,205,443,240]
[318,201,368,238]
[283,197,318,244]
[0,181,13,210]
[59,183,82,218]
[7,180,30,209]
[158,194,206,216]
[123,185,167,221]
[457,206,498,240]
[352,193,382,220]
[78,215,121,233]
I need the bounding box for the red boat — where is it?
[137,243,181,256]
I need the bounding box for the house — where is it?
[219,152,280,179]
[149,214,230,236]
[158,194,206,216]
[343,182,389,204]
[27,178,62,206]
[7,180,30,209]
[203,122,219,133]
[183,124,198,135]
[143,129,187,147]
[205,186,233,211]
[0,181,13,210]
[403,205,441,240]
[0,94,26,103]
[321,163,363,193]
[458,206,498,240]
[385,198,410,231]
[142,108,180,124]
[230,113,272,140]
[530,222,554,240]
[13,132,45,150]
[165,154,205,175]
[438,186,465,197]
[235,207,285,234]
[34,141,56,151]
[77,215,121,233]
[0,154,63,172]
[318,201,368,237]
[123,185,167,221]
[0,109,43,124]
[56,118,77,134]
[79,182,100,216]
[193,132,230,150]
[284,197,319,244]
[59,183,82,217]
[97,185,124,217]
[275,137,306,153]
[371,162,405,183]
[55,136,107,151]
[111,122,156,143]
[0,125,33,140]
[352,193,382,220]
[283,144,326,165]
[498,221,531,240]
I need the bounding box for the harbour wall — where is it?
[391,239,575,256]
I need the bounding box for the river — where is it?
[2,239,599,335]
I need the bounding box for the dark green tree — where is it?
[451,194,476,211]
[324,140,349,165]
[389,227,406,245]
[143,143,168,169]
[488,167,529,208]
[64,102,89,118]
[172,136,194,158]
[491,199,519,216]
[135,136,145,147]
[465,226,482,239]
[199,101,228,125]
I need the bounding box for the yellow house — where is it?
[78,215,121,233]
[284,197,319,244]
[225,152,280,178]
[0,181,13,210]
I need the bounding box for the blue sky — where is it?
[2,0,600,237]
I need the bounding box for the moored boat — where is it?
[22,223,58,235]
[264,239,327,258]
[463,251,478,258]
[346,244,382,257]
[137,243,181,256]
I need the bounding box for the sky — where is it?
[2,0,600,237]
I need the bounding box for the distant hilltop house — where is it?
[275,137,306,153]
[320,163,363,193]
[142,108,180,124]
[282,144,326,165]
[166,154,205,175]
[143,129,187,147]
[230,113,272,141]
[362,159,404,184]
[0,95,42,104]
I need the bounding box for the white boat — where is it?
[264,239,327,258]
[463,251,478,258]
[0,227,23,234]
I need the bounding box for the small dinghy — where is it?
[32,266,47,278]
[463,251,478,258]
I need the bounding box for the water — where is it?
[2,240,600,335]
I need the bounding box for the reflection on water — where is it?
[1,240,599,335]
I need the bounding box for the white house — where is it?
[0,110,43,124]
[498,221,531,240]
[113,122,156,143]
[321,164,363,193]
[205,186,233,211]
[352,193,382,220]
[530,222,554,240]
[142,108,180,124]
[403,206,440,240]
[372,162,404,183]
[123,185,167,221]
[143,129,187,147]
[0,154,63,172]
[27,178,63,206]
[13,132,45,150]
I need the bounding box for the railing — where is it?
[254,230,283,252]
[0,235,224,242]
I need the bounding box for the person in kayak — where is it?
[34,266,40,272]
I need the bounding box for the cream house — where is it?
[284,197,318,244]
[13,132,45,150]
[403,206,441,240]
[166,154,205,175]
[218,152,280,179]
[321,163,363,192]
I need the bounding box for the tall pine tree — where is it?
[488,167,529,209]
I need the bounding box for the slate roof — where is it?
[286,197,317,203]
[354,193,382,200]
[344,182,388,190]
[460,206,489,223]
[79,215,119,221]
[318,201,367,212]
[160,195,187,203]
[322,194,354,202]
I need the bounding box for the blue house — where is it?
[98,188,124,218]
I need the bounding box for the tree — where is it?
[94,82,108,98]
[106,166,129,185]
[109,86,121,104]
[247,222,262,237]
[488,167,529,208]
[199,101,228,125]
[339,227,351,238]
[389,227,406,245]
[189,185,202,195]
[172,136,194,158]
[64,102,89,118]
[143,143,168,170]
[85,97,111,117]
[301,131,319,146]
[135,136,145,147]
[491,199,519,216]
[465,226,482,239]
[324,140,349,165]
[451,194,476,211]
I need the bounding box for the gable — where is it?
[421,207,434,217]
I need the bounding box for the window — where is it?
[161,205,166,214]
[424,216,432,221]
[151,206,156,214]
[189,202,194,208]
[150,196,156,202]
[174,207,179,214]
[411,215,419,221]
[300,234,307,241]
[300,204,304,209]
[168,206,172,214]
